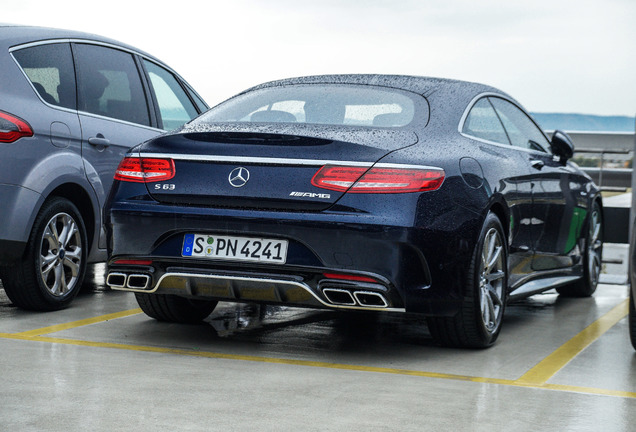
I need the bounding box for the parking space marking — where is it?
[13,308,142,337]
[0,331,634,399]
[0,300,633,399]
[515,299,629,386]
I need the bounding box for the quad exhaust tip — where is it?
[354,291,388,308]
[107,273,151,290]
[106,273,127,289]
[322,287,389,308]
[322,288,356,306]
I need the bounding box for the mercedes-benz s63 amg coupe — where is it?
[105,75,603,348]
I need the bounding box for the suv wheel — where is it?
[0,197,87,311]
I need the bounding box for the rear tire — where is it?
[557,201,602,297]
[630,290,636,351]
[427,212,508,348]
[0,197,87,311]
[135,293,217,323]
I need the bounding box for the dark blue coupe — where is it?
[105,75,603,348]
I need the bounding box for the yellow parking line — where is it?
[14,308,142,337]
[515,299,629,386]
[0,300,633,399]
[0,332,633,399]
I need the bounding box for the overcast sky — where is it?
[5,0,636,116]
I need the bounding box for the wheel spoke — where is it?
[481,287,491,324]
[59,215,77,249]
[485,293,496,324]
[485,270,505,282]
[486,246,502,272]
[59,272,69,295]
[63,256,80,277]
[42,222,58,249]
[49,264,63,295]
[487,284,503,307]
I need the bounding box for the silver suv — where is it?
[0,24,208,310]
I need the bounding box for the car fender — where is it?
[20,151,102,258]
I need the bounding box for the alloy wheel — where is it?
[587,208,602,286]
[39,212,83,296]
[479,227,505,333]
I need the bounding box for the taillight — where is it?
[113,259,153,265]
[311,165,445,193]
[0,110,33,143]
[114,157,175,183]
[323,273,378,283]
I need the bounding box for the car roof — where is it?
[244,74,511,100]
[0,23,160,62]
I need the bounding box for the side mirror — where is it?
[551,130,574,163]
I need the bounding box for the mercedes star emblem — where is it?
[228,167,250,188]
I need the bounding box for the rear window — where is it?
[194,84,419,128]
[12,43,77,110]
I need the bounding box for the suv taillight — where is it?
[114,157,175,183]
[0,111,33,143]
[311,165,445,193]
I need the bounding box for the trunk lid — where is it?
[139,123,418,211]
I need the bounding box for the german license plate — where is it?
[182,234,288,264]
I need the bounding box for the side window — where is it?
[489,98,550,152]
[461,98,509,145]
[143,60,199,130]
[74,44,150,126]
[12,43,76,110]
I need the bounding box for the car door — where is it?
[460,96,537,285]
[489,97,582,270]
[74,42,159,214]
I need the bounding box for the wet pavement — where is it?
[1,263,635,431]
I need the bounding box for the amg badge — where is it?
[290,191,331,199]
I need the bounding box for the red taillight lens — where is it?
[323,273,378,283]
[311,165,445,193]
[114,157,175,183]
[0,111,33,143]
[113,259,153,265]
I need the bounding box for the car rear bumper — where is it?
[106,200,482,316]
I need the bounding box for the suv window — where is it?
[143,60,199,130]
[74,44,150,126]
[489,97,550,152]
[462,98,509,145]
[12,43,77,110]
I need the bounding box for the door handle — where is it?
[88,134,111,147]
[530,159,544,170]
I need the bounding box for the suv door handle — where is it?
[88,134,111,147]
[530,159,544,170]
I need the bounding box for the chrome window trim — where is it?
[9,38,181,77]
[458,92,552,156]
[9,38,192,131]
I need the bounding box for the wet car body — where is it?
[0,24,207,311]
[105,75,603,348]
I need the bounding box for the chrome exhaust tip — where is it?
[322,288,356,306]
[354,291,388,308]
[106,273,127,289]
[127,274,151,290]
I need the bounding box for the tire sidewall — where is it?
[582,201,603,295]
[27,197,88,307]
[630,291,636,351]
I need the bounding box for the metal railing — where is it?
[575,148,632,191]
[563,131,634,191]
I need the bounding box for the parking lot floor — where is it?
[1,264,635,431]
